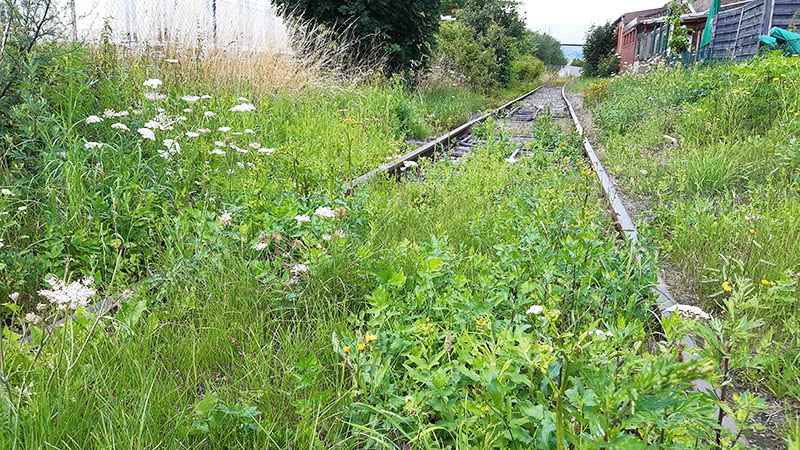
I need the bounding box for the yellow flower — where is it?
[343,345,351,355]
[358,343,365,351]
[365,334,377,344]
[722,281,732,292]
[781,74,787,77]
[790,110,795,113]
[773,77,780,81]
[696,108,703,113]
[749,228,756,234]
[771,281,777,286]
[762,279,770,285]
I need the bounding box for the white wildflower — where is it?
[211,149,226,156]
[144,92,166,101]
[156,107,165,113]
[214,141,225,147]
[181,95,201,103]
[229,103,256,112]
[9,292,19,301]
[114,110,129,117]
[290,264,309,276]
[665,304,711,321]
[84,142,104,149]
[403,160,418,168]
[198,128,211,134]
[232,132,243,136]
[111,122,130,131]
[218,126,232,132]
[103,109,116,118]
[18,206,27,212]
[525,305,543,315]
[165,58,178,64]
[334,229,346,238]
[294,214,311,224]
[144,120,161,129]
[37,275,96,311]
[249,142,261,149]
[244,129,255,134]
[251,242,269,251]
[176,116,187,121]
[24,312,42,325]
[36,303,46,311]
[200,94,212,100]
[137,128,156,141]
[85,115,103,124]
[226,169,235,174]
[204,111,216,117]
[219,211,232,225]
[143,78,163,89]
[322,233,332,241]
[185,131,200,138]
[257,147,275,154]
[588,329,614,338]
[237,97,249,102]
[232,145,248,154]
[236,161,245,169]
[314,206,336,220]
[183,108,193,113]
[1,188,13,196]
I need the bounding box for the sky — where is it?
[521,0,666,44]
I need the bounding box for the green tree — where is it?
[583,22,618,77]
[436,21,497,89]
[524,31,567,67]
[275,0,442,72]
[453,0,527,86]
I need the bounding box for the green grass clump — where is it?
[591,53,800,402]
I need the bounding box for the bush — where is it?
[570,58,584,67]
[523,32,568,67]
[596,53,620,77]
[435,21,497,90]
[276,0,441,73]
[512,55,545,83]
[583,22,617,77]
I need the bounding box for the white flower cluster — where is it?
[37,276,96,311]
[665,304,711,321]
[588,329,615,338]
[229,103,256,112]
[314,206,336,220]
[158,139,181,160]
[525,305,543,315]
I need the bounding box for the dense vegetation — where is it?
[588,54,800,429]
[583,22,619,77]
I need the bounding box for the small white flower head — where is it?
[204,111,216,117]
[103,109,116,118]
[144,120,161,129]
[403,160,418,168]
[211,149,226,156]
[38,275,96,311]
[18,205,27,212]
[226,168,235,174]
[588,329,614,339]
[525,305,543,315]
[132,109,143,115]
[257,147,276,154]
[321,233,332,241]
[236,161,245,169]
[144,92,166,101]
[36,303,47,311]
[233,145,248,154]
[334,229,346,238]
[314,206,336,220]
[156,107,166,113]
[137,128,156,141]
[185,131,200,138]
[219,211,232,225]
[114,110,129,117]
[84,142,104,149]
[229,103,256,112]
[198,128,211,134]
[181,95,200,103]
[237,97,249,102]
[290,264,309,276]
[111,122,130,131]
[176,116,187,122]
[249,142,261,149]
[231,132,243,136]
[1,188,14,196]
[165,58,179,64]
[214,141,225,147]
[85,115,103,124]
[24,312,43,325]
[218,126,232,132]
[200,94,212,100]
[9,292,20,302]
[665,304,711,321]
[294,214,311,224]
[244,129,255,134]
[183,108,193,113]
[251,242,269,251]
[143,78,163,89]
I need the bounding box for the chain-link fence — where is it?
[68,0,289,50]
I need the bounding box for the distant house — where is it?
[614,0,747,72]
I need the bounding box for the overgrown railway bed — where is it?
[347,83,746,444]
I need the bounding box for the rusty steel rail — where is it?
[560,85,744,443]
[345,86,543,193]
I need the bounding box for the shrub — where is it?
[596,53,621,77]
[512,55,545,83]
[523,31,568,67]
[583,79,612,108]
[435,21,497,90]
[570,58,585,67]
[275,0,441,73]
[583,22,617,77]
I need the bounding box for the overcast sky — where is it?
[521,0,666,44]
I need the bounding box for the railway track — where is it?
[347,83,745,444]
